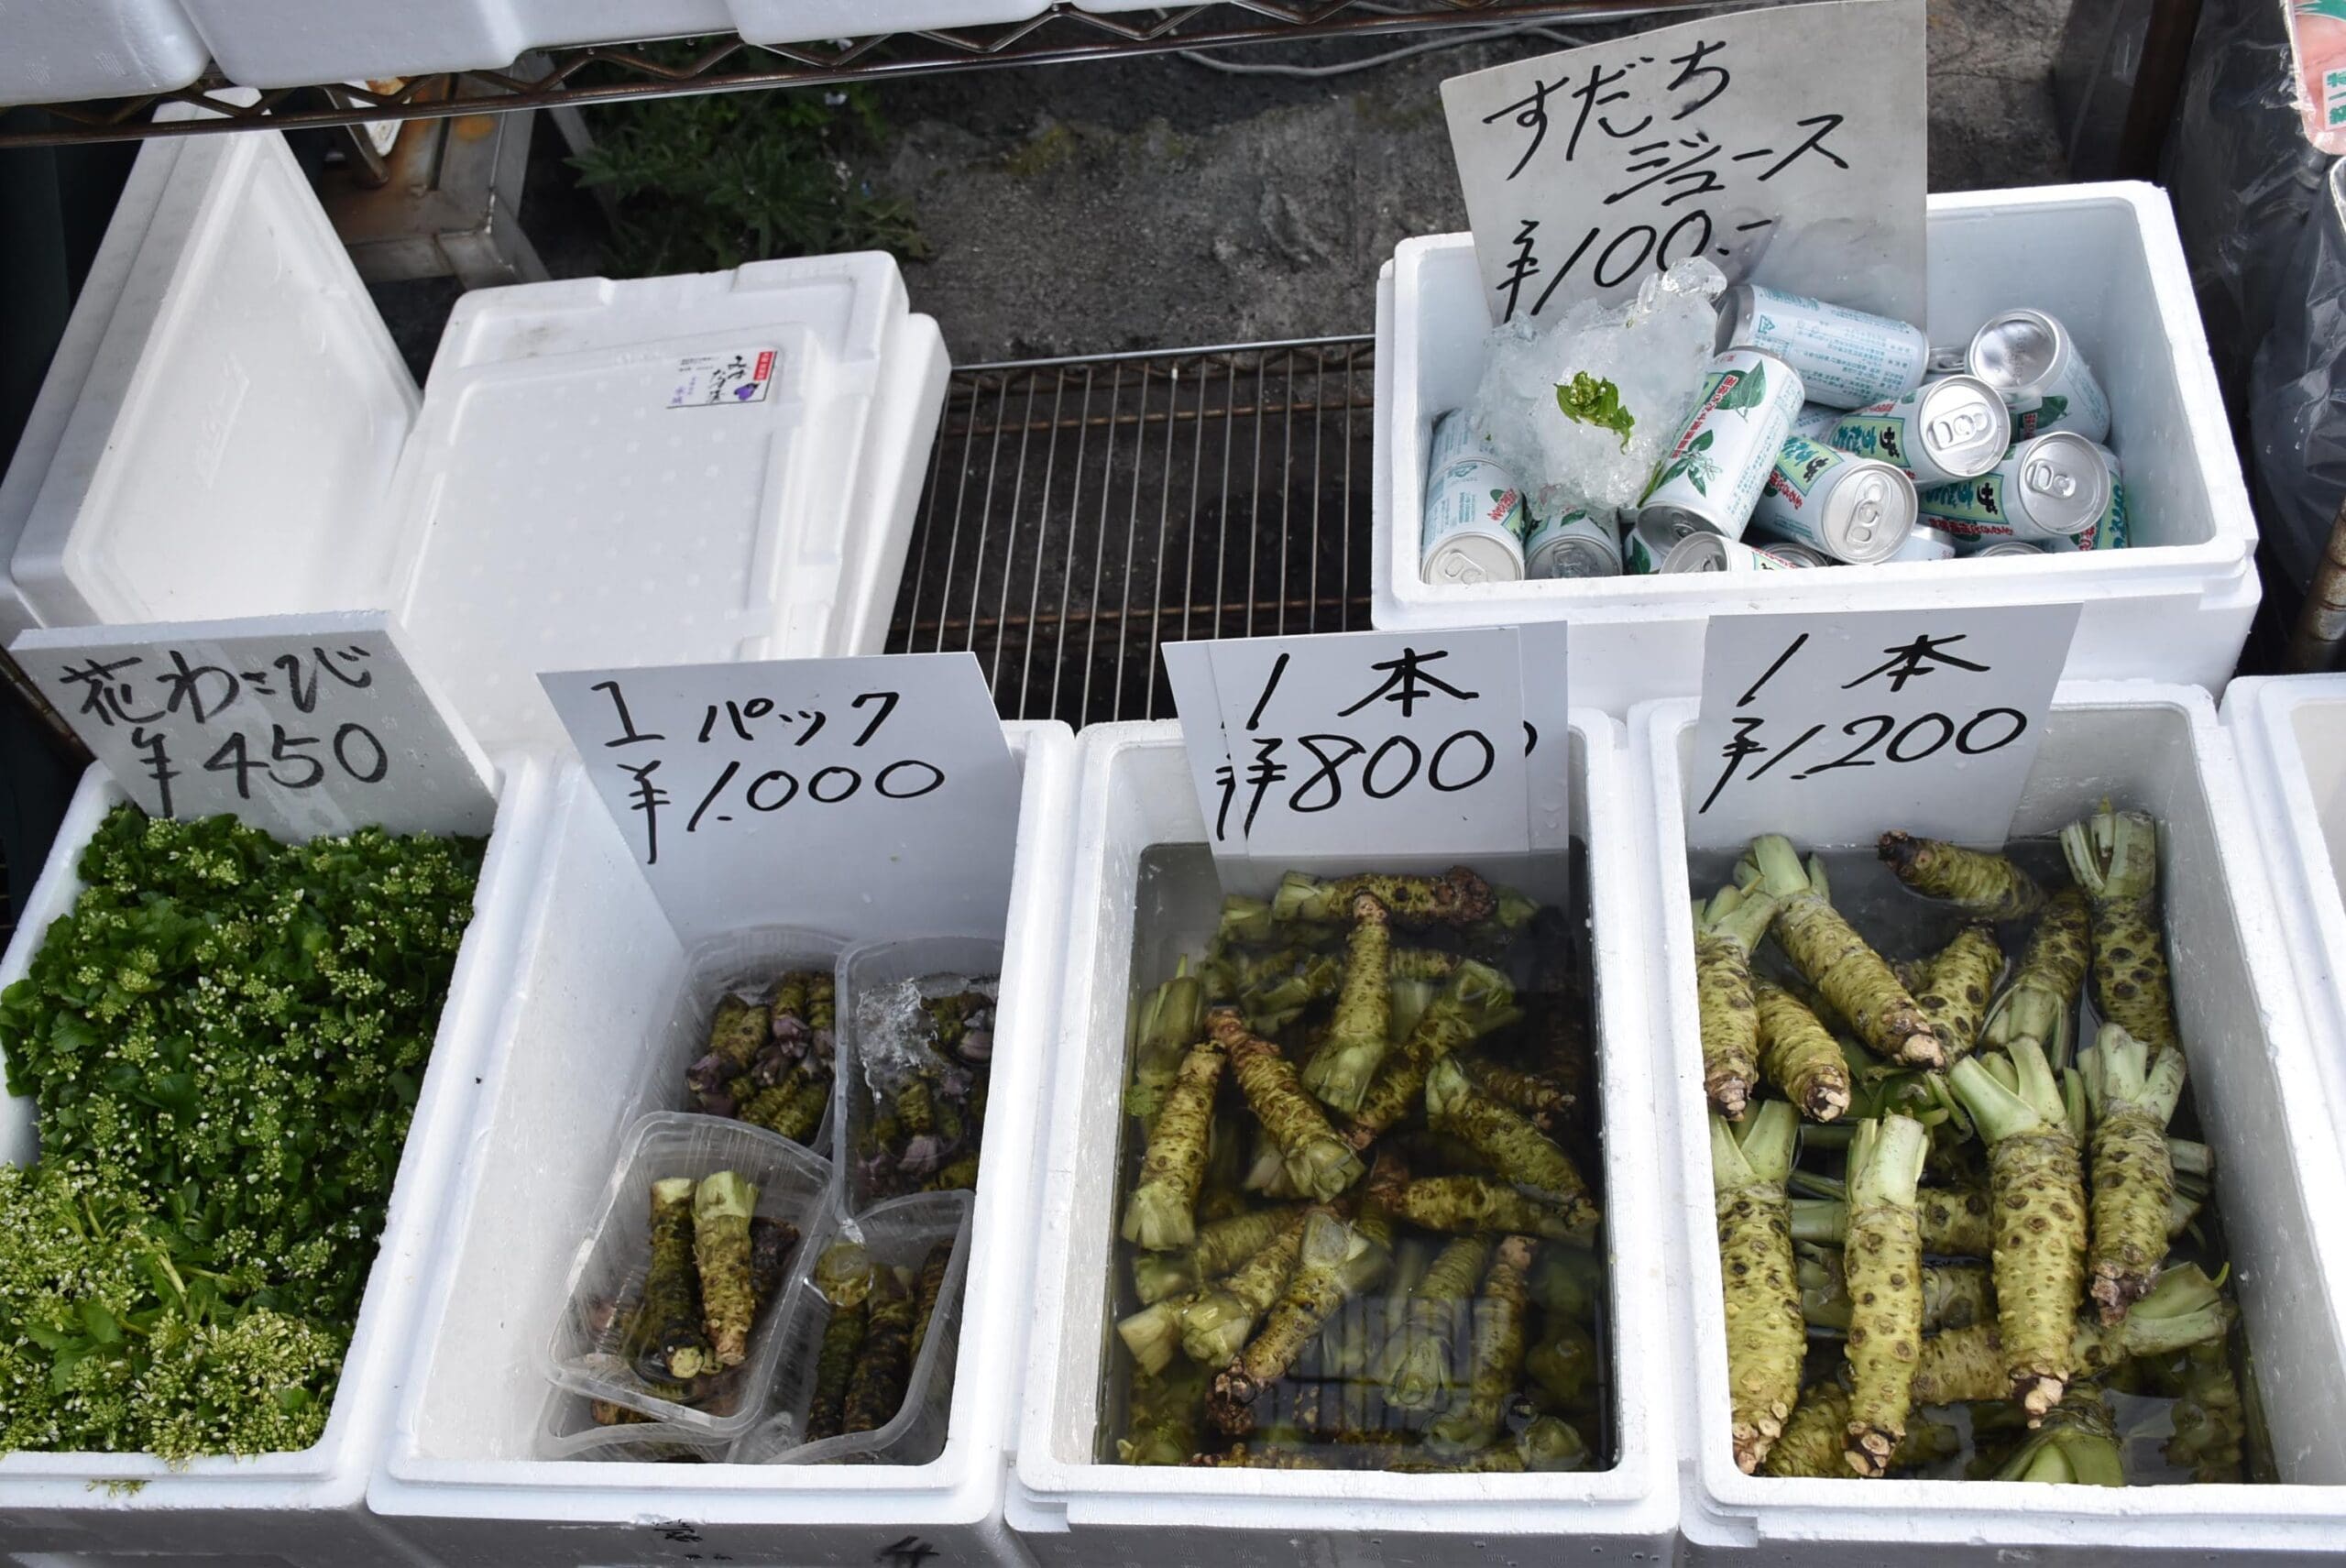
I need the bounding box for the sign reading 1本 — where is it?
[1165,625,1570,864]
[14,611,498,840]
[542,652,1021,940]
[1686,604,2083,851]
[1440,0,1926,326]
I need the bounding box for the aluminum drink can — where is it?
[1916,431,2112,543]
[1746,433,1917,564]
[1885,524,1958,563]
[1966,540,2048,558]
[1624,521,1803,574]
[1758,541,1836,567]
[1926,343,1969,377]
[1825,375,2012,488]
[1523,489,1623,578]
[1715,283,1930,409]
[2038,440,2130,553]
[1420,410,1527,583]
[1789,402,1844,441]
[1967,308,2112,443]
[1636,347,1805,543]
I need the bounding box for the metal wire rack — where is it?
[0,0,1718,148]
[885,337,1376,728]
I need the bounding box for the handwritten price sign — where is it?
[1165,626,1570,864]
[1441,0,1925,324]
[1687,604,2082,851]
[542,652,1020,941]
[15,611,498,839]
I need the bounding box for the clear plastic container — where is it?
[666,926,850,1156]
[835,936,1005,1216]
[733,1190,974,1466]
[546,1111,831,1437]
[533,1388,729,1464]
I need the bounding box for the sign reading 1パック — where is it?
[1164,624,1570,867]
[542,652,1021,942]
[1440,0,1926,325]
[1686,603,2083,851]
[15,611,499,840]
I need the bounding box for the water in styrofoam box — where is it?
[1462,259,1724,521]
[837,937,1003,1216]
[734,1190,973,1465]
[547,1110,830,1436]
[670,926,850,1155]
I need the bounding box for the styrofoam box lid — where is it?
[2223,674,2346,1149]
[10,128,420,636]
[1638,685,2346,1555]
[380,254,945,752]
[0,0,208,108]
[368,721,1076,1545]
[0,753,554,1519]
[1009,718,1678,1555]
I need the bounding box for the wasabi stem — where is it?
[644,1177,712,1381]
[1270,867,1499,929]
[1752,977,1852,1123]
[1695,885,1781,1121]
[1180,1210,1310,1367]
[1209,1009,1365,1201]
[693,1170,760,1369]
[1787,1183,1994,1259]
[1876,832,2045,923]
[1124,961,1204,1125]
[1945,1041,2089,1421]
[1299,894,1397,1114]
[1798,1248,1991,1336]
[1425,1234,1536,1457]
[2165,1332,2247,1483]
[1216,896,1275,948]
[1712,1103,1804,1473]
[1526,1318,1599,1407]
[1375,1234,1489,1410]
[1208,1212,1374,1435]
[1424,1056,1600,1231]
[1117,1295,1194,1377]
[1995,1383,2124,1486]
[1840,1116,1928,1476]
[2060,804,2183,1058]
[1344,960,1522,1144]
[1907,1262,2231,1404]
[2078,1025,2186,1322]
[1121,1036,1227,1250]
[1391,1173,1595,1245]
[1913,925,2003,1066]
[1746,837,1942,1069]
[1980,886,2091,1069]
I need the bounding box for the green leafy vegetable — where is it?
[1554,373,1636,451]
[0,806,484,1458]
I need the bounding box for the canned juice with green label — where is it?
[1635,348,1804,544]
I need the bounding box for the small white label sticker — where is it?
[667,347,777,409]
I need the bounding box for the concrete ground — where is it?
[373,0,2077,373]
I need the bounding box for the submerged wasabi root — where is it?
[1713,1103,1803,1473]
[1208,1212,1376,1435]
[1913,925,2002,1067]
[1299,894,1396,1114]
[1343,960,1521,1144]
[2078,1025,2186,1322]
[1424,1057,1599,1230]
[1980,887,2091,1069]
[1424,1235,1534,1457]
[1695,886,1779,1121]
[1840,1116,1928,1476]
[1876,833,2045,923]
[1752,978,1851,1123]
[1122,1037,1226,1250]
[1270,868,1498,929]
[1375,1234,1488,1411]
[2061,805,2183,1058]
[1180,1210,1310,1367]
[1747,838,1941,1069]
[1210,1009,1364,1201]
[1391,1173,1595,1245]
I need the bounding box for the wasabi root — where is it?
[1271,868,1498,929]
[1134,1205,1302,1306]
[1840,1116,1928,1476]
[1181,1209,1310,1367]
[2060,804,2183,1058]
[1761,1383,1960,1478]
[908,1239,952,1366]
[1753,978,1851,1123]
[2078,1025,2186,1322]
[1210,1008,1364,1201]
[1459,1056,1573,1131]
[1118,1365,1205,1466]
[1299,894,1396,1114]
[1913,926,2002,1066]
[1713,1103,1803,1472]
[1425,1234,1535,1457]
[1122,1037,1226,1250]
[1526,1319,1599,1407]
[805,1246,874,1442]
[644,1177,711,1381]
[1947,1041,2090,1421]
[1124,961,1204,1125]
[693,1170,760,1369]
[1980,887,2091,1069]
[1344,960,1522,1144]
[1695,885,1780,1121]
[1877,832,2045,923]
[1907,1261,2230,1404]
[1790,1181,1993,1259]
[1423,1056,1599,1230]
[1746,837,1942,1069]
[1209,1212,1376,1435]
[1799,1248,1990,1336]
[1391,1173,1595,1245]
[1375,1234,1488,1410]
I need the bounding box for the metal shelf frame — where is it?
[0,0,1721,148]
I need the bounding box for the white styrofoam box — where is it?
[374,254,948,753]
[1008,716,1678,1567]
[733,0,1051,47]
[182,0,728,88]
[2222,674,2346,1150]
[1632,685,2346,1563]
[0,752,553,1565]
[367,720,1073,1568]
[1374,185,2263,711]
[6,126,420,633]
[0,0,207,106]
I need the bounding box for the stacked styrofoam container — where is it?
[1373,184,2263,709]
[366,722,1074,1568]
[2223,674,2346,1146]
[0,0,208,105]
[0,756,555,1564]
[1008,717,1678,1565]
[0,126,948,753]
[1633,683,2346,1563]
